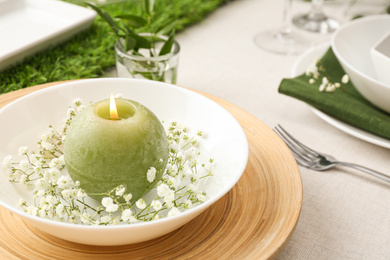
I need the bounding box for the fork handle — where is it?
[336,162,390,183]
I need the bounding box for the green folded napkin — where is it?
[278,47,390,140]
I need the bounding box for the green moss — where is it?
[0,0,232,94]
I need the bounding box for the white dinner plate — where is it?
[291,43,390,149]
[0,0,96,71]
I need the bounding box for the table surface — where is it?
[164,0,390,259]
[6,0,390,259]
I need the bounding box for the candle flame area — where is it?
[110,94,119,120]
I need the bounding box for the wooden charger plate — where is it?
[0,82,302,260]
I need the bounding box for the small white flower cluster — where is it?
[1,99,214,226]
[2,146,94,223]
[305,60,350,92]
[93,121,214,224]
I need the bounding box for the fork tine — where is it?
[276,125,319,157]
[274,126,314,166]
[274,130,311,167]
[274,126,314,159]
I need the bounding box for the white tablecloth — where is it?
[171,0,390,259]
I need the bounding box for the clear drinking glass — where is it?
[254,0,310,55]
[292,0,339,34]
[115,34,180,84]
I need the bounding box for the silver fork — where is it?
[274,125,390,183]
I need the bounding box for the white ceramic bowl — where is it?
[0,78,248,246]
[331,15,390,113]
[371,31,390,86]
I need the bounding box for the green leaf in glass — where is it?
[158,31,175,56]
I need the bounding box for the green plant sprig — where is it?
[85,0,176,56]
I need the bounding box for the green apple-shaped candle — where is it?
[64,96,169,201]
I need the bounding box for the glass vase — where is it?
[115,34,180,84]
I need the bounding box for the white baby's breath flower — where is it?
[49,158,63,169]
[56,176,73,189]
[72,98,83,107]
[112,217,120,225]
[45,195,58,205]
[71,209,81,217]
[305,62,319,78]
[18,146,28,156]
[185,147,198,160]
[106,204,119,213]
[39,198,47,207]
[41,141,55,152]
[167,176,179,189]
[136,199,147,209]
[2,155,12,169]
[183,199,192,209]
[76,189,87,199]
[17,199,25,208]
[26,205,38,216]
[41,130,54,143]
[66,107,76,118]
[196,194,206,202]
[165,200,174,209]
[61,189,76,199]
[167,207,180,217]
[56,204,65,216]
[147,167,157,183]
[38,209,46,218]
[101,197,113,208]
[151,200,162,211]
[169,142,180,154]
[29,153,39,164]
[123,193,132,203]
[25,182,35,191]
[13,169,23,182]
[176,152,185,162]
[100,215,111,223]
[166,164,178,176]
[129,215,138,223]
[18,160,29,172]
[341,74,349,84]
[101,197,119,212]
[81,213,91,224]
[121,209,133,222]
[68,218,77,224]
[33,165,43,175]
[47,168,60,181]
[35,189,45,197]
[326,84,336,92]
[7,172,15,182]
[163,190,175,205]
[187,183,198,193]
[157,183,170,198]
[19,174,28,184]
[32,155,44,167]
[115,185,126,196]
[77,105,85,113]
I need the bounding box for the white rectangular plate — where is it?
[0,0,96,71]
